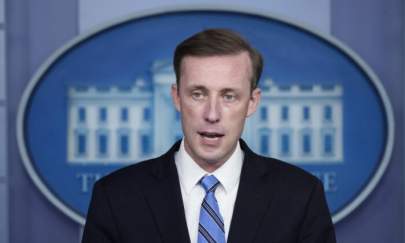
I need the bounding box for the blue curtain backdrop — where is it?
[4,0,404,243]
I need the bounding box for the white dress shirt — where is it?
[174,140,244,243]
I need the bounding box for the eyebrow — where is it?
[221,88,238,93]
[187,85,239,92]
[188,85,207,91]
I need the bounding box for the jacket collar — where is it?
[228,140,281,243]
[146,139,280,243]
[142,140,191,243]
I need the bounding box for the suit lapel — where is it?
[141,140,282,243]
[141,142,191,243]
[227,141,282,243]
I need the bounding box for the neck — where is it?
[183,140,238,173]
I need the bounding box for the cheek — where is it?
[180,101,200,124]
[182,103,195,116]
[224,106,249,131]
[225,104,249,120]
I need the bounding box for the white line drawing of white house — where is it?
[67,60,182,164]
[67,60,343,165]
[243,79,343,164]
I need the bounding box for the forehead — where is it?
[179,52,252,90]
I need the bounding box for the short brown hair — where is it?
[173,28,263,90]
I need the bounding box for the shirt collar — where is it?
[175,139,244,195]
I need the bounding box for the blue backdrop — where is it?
[5,0,404,243]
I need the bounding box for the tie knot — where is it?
[200,175,220,193]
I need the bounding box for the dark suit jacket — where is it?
[82,140,336,243]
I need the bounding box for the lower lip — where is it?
[199,134,223,146]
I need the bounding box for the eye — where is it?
[191,91,205,100]
[223,93,236,102]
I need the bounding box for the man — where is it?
[82,29,336,243]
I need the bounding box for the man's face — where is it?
[171,52,261,172]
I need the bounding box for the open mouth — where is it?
[198,131,224,139]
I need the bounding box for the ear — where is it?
[171,84,181,112]
[246,88,261,117]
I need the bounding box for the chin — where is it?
[199,151,227,164]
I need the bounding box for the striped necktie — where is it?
[198,175,226,243]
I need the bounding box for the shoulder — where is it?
[249,153,326,211]
[95,141,180,190]
[270,156,318,185]
[241,139,319,187]
[242,146,321,197]
[261,154,318,183]
[93,153,170,195]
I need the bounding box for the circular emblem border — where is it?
[17,6,395,225]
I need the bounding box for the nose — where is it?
[203,96,221,123]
